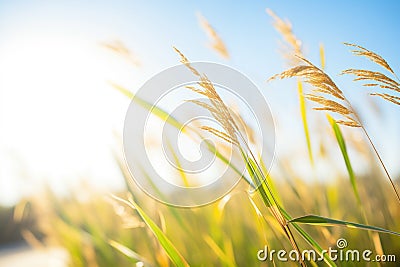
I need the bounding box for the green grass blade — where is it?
[326,116,383,254]
[203,235,236,267]
[114,153,193,236]
[111,82,252,186]
[280,209,337,267]
[205,138,254,187]
[166,140,190,187]
[244,152,271,207]
[112,195,189,267]
[289,215,400,236]
[110,82,183,130]
[298,80,314,166]
[243,152,307,266]
[326,114,360,203]
[259,159,281,205]
[109,81,135,98]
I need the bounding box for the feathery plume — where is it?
[269,56,360,127]
[370,93,400,106]
[173,47,238,144]
[266,9,302,65]
[344,43,395,74]
[101,40,141,66]
[343,43,400,107]
[197,13,229,59]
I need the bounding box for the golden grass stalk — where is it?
[174,47,307,267]
[197,13,229,59]
[174,47,238,144]
[268,9,315,166]
[270,52,400,203]
[271,40,386,255]
[341,43,400,203]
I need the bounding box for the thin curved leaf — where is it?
[280,209,337,267]
[289,215,400,236]
[112,195,189,267]
[326,114,360,204]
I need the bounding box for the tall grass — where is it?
[27,170,400,266]
[24,9,400,267]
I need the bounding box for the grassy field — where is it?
[8,7,400,267]
[25,165,400,266]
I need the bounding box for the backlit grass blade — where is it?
[326,114,360,203]
[111,82,252,186]
[110,82,183,130]
[247,194,287,250]
[289,215,400,236]
[280,209,337,267]
[259,159,281,205]
[203,235,236,266]
[326,115,383,253]
[298,80,314,166]
[109,240,151,265]
[166,140,190,187]
[111,195,189,267]
[244,152,272,207]
[243,151,306,266]
[115,155,192,235]
[204,139,253,188]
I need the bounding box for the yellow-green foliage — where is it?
[25,10,400,267]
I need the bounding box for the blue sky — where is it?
[0,1,399,205]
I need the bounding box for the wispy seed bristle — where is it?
[370,93,400,106]
[198,13,229,59]
[344,43,395,74]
